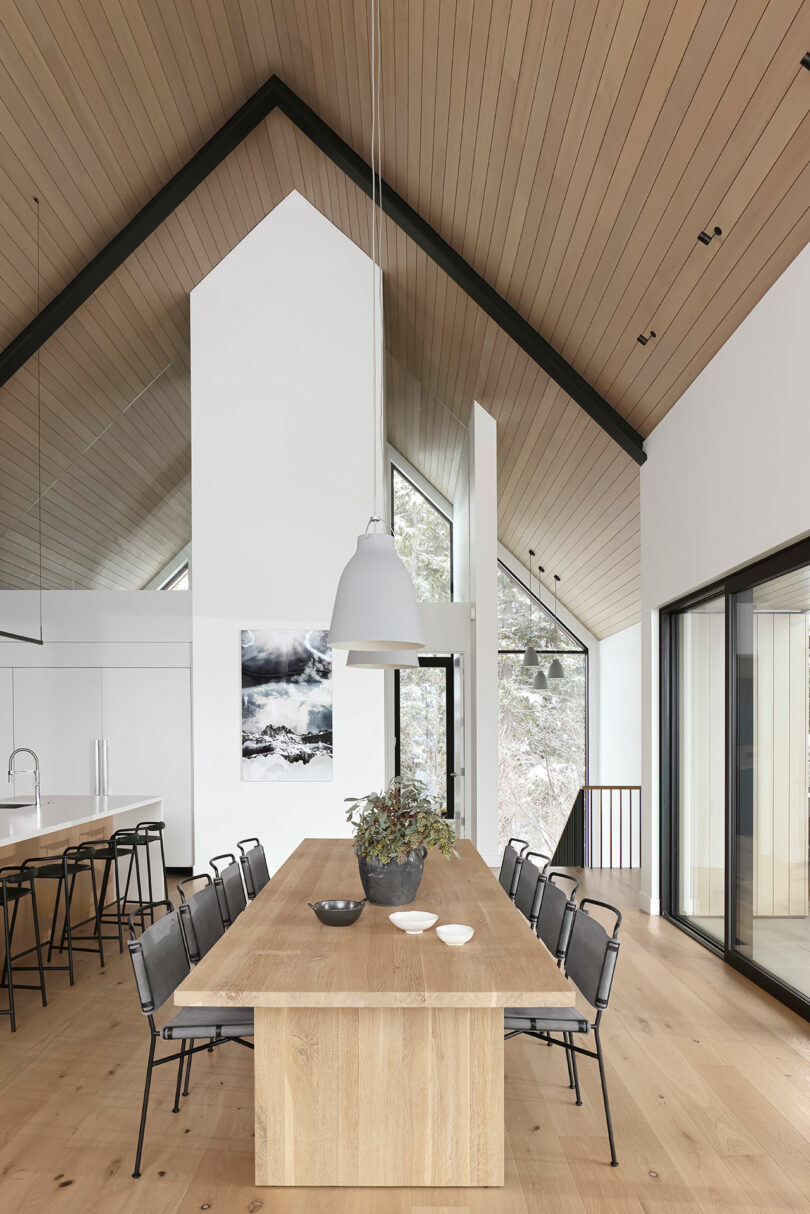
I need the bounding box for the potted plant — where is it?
[345,776,456,906]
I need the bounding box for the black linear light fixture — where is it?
[522,549,539,667]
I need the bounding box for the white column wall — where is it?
[190,191,386,876]
[640,240,810,915]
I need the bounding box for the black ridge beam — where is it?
[0,73,646,466]
[273,79,646,466]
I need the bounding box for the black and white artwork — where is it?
[241,629,333,781]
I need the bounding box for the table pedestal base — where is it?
[254,1004,504,1187]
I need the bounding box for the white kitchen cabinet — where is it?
[0,669,13,784]
[12,667,102,796]
[101,667,192,867]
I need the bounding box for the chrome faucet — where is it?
[8,747,41,811]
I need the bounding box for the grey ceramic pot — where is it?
[355,846,428,906]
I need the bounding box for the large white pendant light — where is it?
[328,0,424,654]
[347,647,420,669]
[522,548,539,667]
[547,574,565,684]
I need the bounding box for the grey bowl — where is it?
[308,898,367,926]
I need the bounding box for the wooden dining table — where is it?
[174,836,571,1188]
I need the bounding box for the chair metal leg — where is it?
[182,1042,193,1097]
[88,859,105,968]
[567,1032,583,1106]
[132,1034,157,1178]
[2,888,15,1032]
[58,870,78,953]
[594,1024,618,1166]
[563,1033,575,1089]
[112,853,124,953]
[62,869,75,985]
[47,875,63,963]
[0,894,20,989]
[172,1040,186,1113]
[29,881,47,1006]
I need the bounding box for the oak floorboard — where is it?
[0,866,808,1211]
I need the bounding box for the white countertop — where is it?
[0,795,162,849]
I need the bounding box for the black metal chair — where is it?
[177,875,226,964]
[237,837,270,899]
[0,865,47,1031]
[535,872,579,963]
[498,836,529,900]
[505,899,622,1167]
[513,851,550,928]
[127,903,254,1178]
[19,846,103,983]
[210,854,247,927]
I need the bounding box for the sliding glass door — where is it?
[733,570,810,1000]
[663,537,810,1020]
[673,595,726,944]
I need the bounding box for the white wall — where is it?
[191,191,386,876]
[597,623,641,786]
[453,402,499,864]
[640,239,810,914]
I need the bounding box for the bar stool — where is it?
[121,822,169,929]
[0,865,47,1032]
[79,828,138,952]
[19,846,104,984]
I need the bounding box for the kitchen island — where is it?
[0,795,164,961]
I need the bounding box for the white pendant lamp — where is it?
[532,667,548,690]
[328,0,424,655]
[522,548,539,667]
[330,519,424,650]
[548,574,565,682]
[347,648,419,669]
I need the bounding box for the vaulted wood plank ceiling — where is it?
[0,0,808,636]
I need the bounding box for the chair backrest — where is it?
[237,837,270,899]
[178,878,226,963]
[565,899,621,1011]
[535,871,580,962]
[127,905,190,1015]
[210,853,247,927]
[513,851,550,926]
[498,837,528,899]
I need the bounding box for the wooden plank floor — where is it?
[0,866,807,1212]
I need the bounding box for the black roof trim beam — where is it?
[0,74,646,466]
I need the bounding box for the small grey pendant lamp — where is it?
[548,573,565,682]
[522,549,539,667]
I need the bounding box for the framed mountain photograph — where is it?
[240,628,333,781]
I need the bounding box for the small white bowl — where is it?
[436,923,474,947]
[389,910,439,934]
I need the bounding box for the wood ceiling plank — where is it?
[581,1,802,405]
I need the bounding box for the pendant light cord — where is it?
[35,196,43,635]
[369,0,384,524]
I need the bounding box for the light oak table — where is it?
[174,837,571,1188]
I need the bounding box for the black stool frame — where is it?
[0,865,47,1031]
